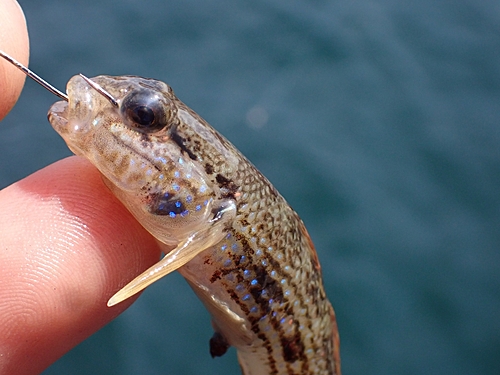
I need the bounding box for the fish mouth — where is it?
[47,100,69,132]
[47,90,95,157]
[48,74,101,141]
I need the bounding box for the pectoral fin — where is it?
[108,236,203,306]
[107,199,237,307]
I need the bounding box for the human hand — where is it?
[0,1,162,374]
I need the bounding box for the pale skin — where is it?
[0,1,163,374]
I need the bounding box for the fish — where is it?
[0,51,341,375]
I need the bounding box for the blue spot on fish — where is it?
[235,284,245,292]
[155,156,167,164]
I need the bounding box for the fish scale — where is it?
[174,105,339,373]
[0,51,341,374]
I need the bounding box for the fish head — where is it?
[48,75,218,245]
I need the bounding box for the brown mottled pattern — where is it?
[172,99,341,374]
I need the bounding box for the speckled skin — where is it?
[48,75,341,375]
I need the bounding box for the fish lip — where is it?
[47,100,69,130]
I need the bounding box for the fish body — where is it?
[47,75,341,374]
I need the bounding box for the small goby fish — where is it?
[0,51,341,375]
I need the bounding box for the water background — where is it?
[1,0,499,374]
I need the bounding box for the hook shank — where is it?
[0,50,69,101]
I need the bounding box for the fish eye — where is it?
[121,89,170,133]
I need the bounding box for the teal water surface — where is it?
[1,0,499,374]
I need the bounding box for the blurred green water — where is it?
[1,0,499,374]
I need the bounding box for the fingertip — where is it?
[0,156,162,374]
[0,0,30,120]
